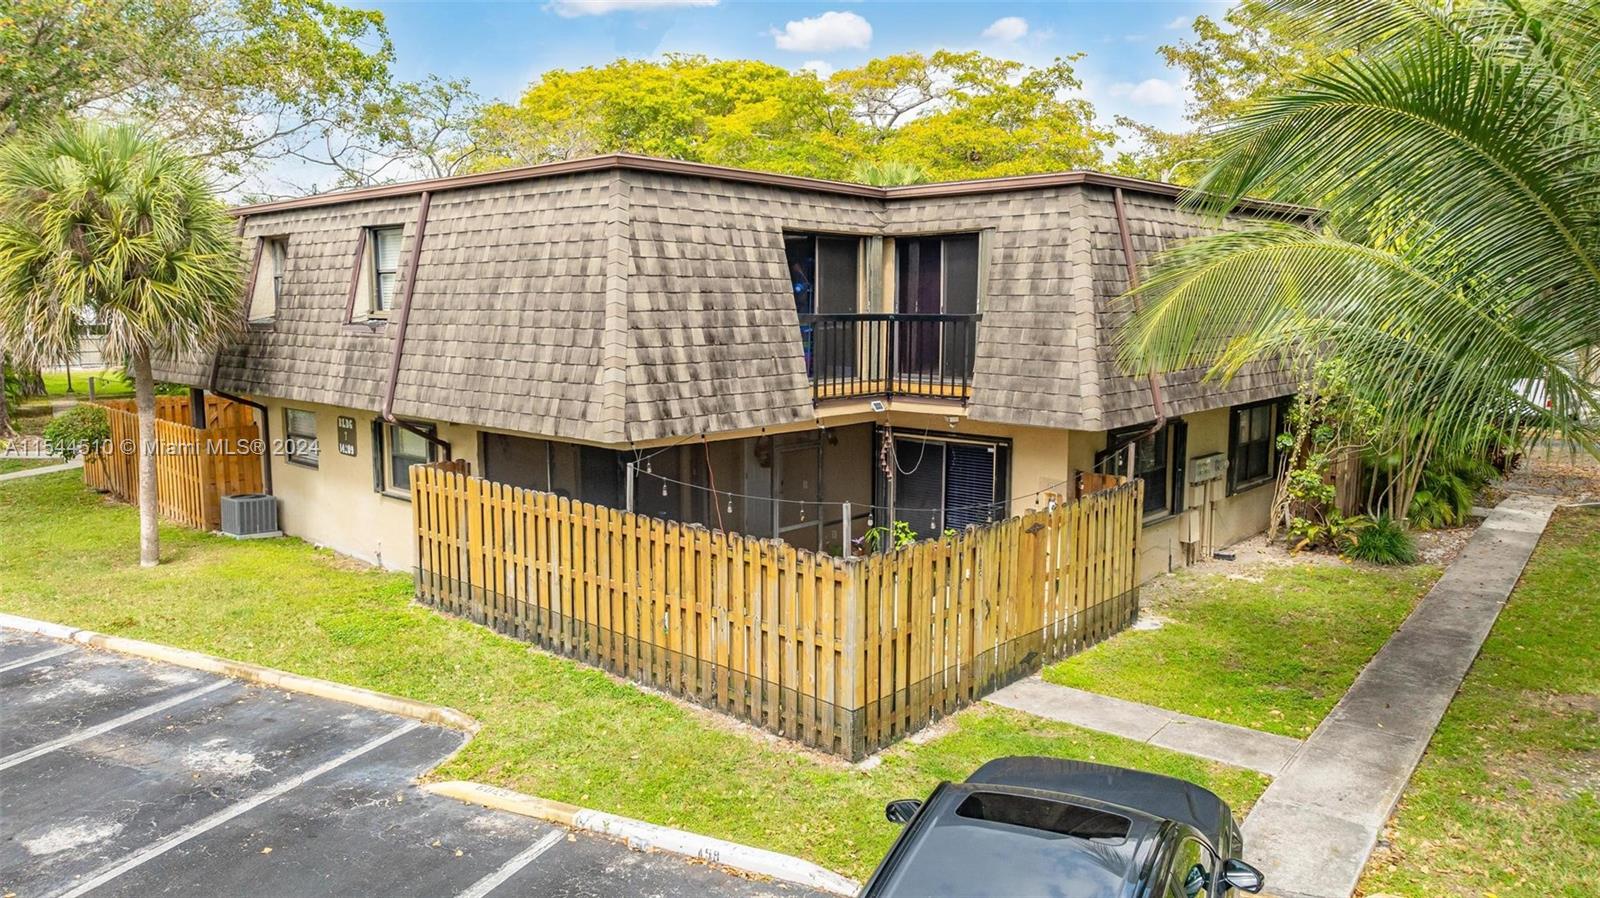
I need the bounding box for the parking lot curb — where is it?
[425,781,861,897]
[0,612,478,732]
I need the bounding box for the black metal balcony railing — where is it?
[800,313,980,402]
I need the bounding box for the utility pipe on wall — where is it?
[378,191,452,460]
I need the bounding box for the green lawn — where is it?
[1043,562,1439,738]
[0,458,60,475]
[41,368,133,398]
[1359,508,1600,897]
[0,472,1268,880]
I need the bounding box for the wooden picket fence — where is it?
[83,397,264,530]
[412,463,1142,759]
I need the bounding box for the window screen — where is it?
[372,227,403,313]
[815,237,860,314]
[387,423,432,493]
[284,408,318,468]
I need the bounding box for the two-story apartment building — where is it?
[159,154,1298,580]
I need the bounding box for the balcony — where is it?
[800,313,980,403]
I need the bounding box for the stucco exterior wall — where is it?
[256,396,480,572]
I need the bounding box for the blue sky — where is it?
[366,0,1230,134]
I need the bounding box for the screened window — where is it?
[875,432,1010,539]
[784,234,861,316]
[1099,422,1185,519]
[370,226,403,314]
[1228,400,1285,493]
[895,233,980,315]
[283,408,318,468]
[377,422,434,495]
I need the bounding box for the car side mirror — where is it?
[884,799,922,825]
[1221,858,1265,893]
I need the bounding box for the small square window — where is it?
[283,408,319,468]
[370,226,403,315]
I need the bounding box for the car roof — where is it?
[965,757,1233,842]
[864,782,1162,898]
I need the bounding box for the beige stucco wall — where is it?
[256,395,479,572]
[1069,406,1278,583]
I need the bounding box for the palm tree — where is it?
[1119,0,1600,519]
[0,122,242,565]
[849,159,930,186]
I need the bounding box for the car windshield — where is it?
[872,791,1143,898]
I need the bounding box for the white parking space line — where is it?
[0,645,73,673]
[453,830,566,898]
[47,720,421,898]
[0,680,230,772]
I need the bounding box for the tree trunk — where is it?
[0,348,12,439]
[131,352,160,567]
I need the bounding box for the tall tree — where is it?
[469,52,1112,181]
[0,122,242,565]
[1120,0,1600,520]
[0,0,478,193]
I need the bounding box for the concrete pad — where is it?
[1148,716,1301,776]
[1262,724,1427,829]
[1242,799,1375,898]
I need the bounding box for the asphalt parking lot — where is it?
[0,629,828,898]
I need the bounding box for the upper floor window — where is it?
[370,226,403,315]
[248,236,288,322]
[896,233,979,316]
[784,234,861,316]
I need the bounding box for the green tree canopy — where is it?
[1120,0,1600,519]
[469,51,1113,182]
[0,0,478,192]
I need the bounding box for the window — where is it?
[248,237,288,321]
[784,234,861,316]
[370,226,403,315]
[875,431,1010,539]
[372,420,435,495]
[283,408,318,468]
[1099,421,1187,520]
[895,233,979,316]
[1164,837,1215,898]
[1228,399,1287,493]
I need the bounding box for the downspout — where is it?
[379,191,452,460]
[1112,186,1168,446]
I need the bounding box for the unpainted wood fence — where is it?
[83,397,264,530]
[413,463,1142,758]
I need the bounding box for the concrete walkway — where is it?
[986,677,1302,776]
[0,458,82,482]
[1241,493,1558,898]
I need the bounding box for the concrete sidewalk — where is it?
[986,677,1302,776]
[1240,494,1558,898]
[0,458,82,482]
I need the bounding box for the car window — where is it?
[1164,837,1215,898]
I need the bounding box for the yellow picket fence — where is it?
[83,397,264,530]
[412,463,1142,759]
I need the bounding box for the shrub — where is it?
[1347,514,1417,565]
[41,404,110,460]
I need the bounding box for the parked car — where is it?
[860,757,1265,897]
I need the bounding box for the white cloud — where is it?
[1110,78,1184,107]
[547,0,717,17]
[770,11,872,52]
[800,60,836,80]
[981,16,1029,42]
[1165,15,1190,30]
